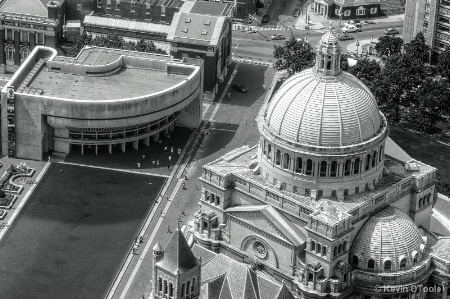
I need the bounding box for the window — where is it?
[365,154,371,171]
[131,1,135,12]
[305,159,313,175]
[267,144,272,160]
[77,3,82,10]
[344,189,348,196]
[384,260,392,271]
[355,186,359,194]
[283,153,290,169]
[320,161,327,177]
[333,247,337,257]
[97,0,102,8]
[293,186,298,193]
[20,31,29,43]
[400,258,406,270]
[296,157,303,173]
[343,241,347,251]
[322,246,327,256]
[161,5,166,16]
[328,161,337,177]
[146,3,151,14]
[413,253,418,263]
[368,259,375,270]
[352,255,359,266]
[331,190,336,197]
[338,244,342,253]
[439,16,450,23]
[344,159,351,176]
[36,32,44,45]
[335,9,340,15]
[318,190,323,197]
[6,46,14,61]
[316,243,321,254]
[354,158,360,174]
[107,0,111,8]
[379,146,383,162]
[344,10,351,16]
[372,152,377,168]
[356,7,365,15]
[425,4,430,11]
[370,7,377,14]
[305,188,310,196]
[310,240,315,251]
[424,13,430,20]
[20,47,30,60]
[275,150,281,166]
[5,28,13,41]
[186,281,190,295]
[116,0,120,10]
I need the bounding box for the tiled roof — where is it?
[187,0,232,16]
[0,0,48,17]
[384,136,413,163]
[167,12,227,46]
[225,205,306,246]
[156,228,199,274]
[191,243,216,264]
[275,282,296,299]
[334,0,381,6]
[83,15,170,35]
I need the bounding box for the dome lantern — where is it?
[315,23,342,76]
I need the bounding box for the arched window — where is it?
[204,191,209,201]
[413,253,418,263]
[158,278,163,292]
[368,259,375,270]
[187,281,191,295]
[296,157,303,173]
[322,246,327,256]
[333,247,337,257]
[306,159,313,176]
[267,144,272,160]
[338,244,342,254]
[181,283,185,296]
[372,151,378,168]
[379,145,383,162]
[283,153,290,169]
[275,150,281,166]
[6,46,14,61]
[419,198,422,207]
[169,283,173,297]
[354,158,360,174]
[365,154,371,171]
[320,161,327,177]
[263,140,266,155]
[330,161,337,177]
[192,278,196,294]
[427,194,431,204]
[344,159,351,176]
[400,258,406,270]
[310,240,315,251]
[384,260,392,271]
[343,241,348,251]
[352,255,359,266]
[316,243,321,254]
[20,47,30,60]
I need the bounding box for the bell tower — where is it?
[314,23,343,76]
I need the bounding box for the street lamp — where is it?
[356,39,360,57]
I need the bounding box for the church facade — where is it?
[192,26,450,299]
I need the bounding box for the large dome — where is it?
[350,207,425,272]
[264,69,382,147]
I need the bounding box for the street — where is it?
[232,20,404,63]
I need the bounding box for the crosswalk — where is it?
[232,57,272,66]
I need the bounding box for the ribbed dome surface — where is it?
[319,29,339,47]
[350,207,424,272]
[265,69,381,146]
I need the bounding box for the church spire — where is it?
[314,22,343,76]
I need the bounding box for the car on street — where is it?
[344,20,362,28]
[271,34,286,40]
[293,8,300,17]
[384,28,399,35]
[232,84,248,93]
[339,34,354,41]
[262,14,270,23]
[341,25,362,33]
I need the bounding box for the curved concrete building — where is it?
[1,46,203,160]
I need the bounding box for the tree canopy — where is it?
[373,53,425,121]
[404,32,431,64]
[347,58,381,90]
[437,46,450,82]
[375,36,404,57]
[64,32,167,58]
[273,36,315,76]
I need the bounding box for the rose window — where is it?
[253,241,268,258]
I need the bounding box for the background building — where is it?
[191,27,450,298]
[1,45,203,160]
[0,0,65,73]
[312,0,381,20]
[403,0,450,54]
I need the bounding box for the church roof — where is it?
[156,227,199,274]
[225,205,306,246]
[0,0,49,18]
[384,136,413,163]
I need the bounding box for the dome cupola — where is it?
[314,23,343,76]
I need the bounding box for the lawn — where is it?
[0,163,165,299]
[389,125,450,196]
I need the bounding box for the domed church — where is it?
[193,25,450,299]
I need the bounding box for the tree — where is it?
[273,36,315,76]
[404,32,431,64]
[340,53,350,71]
[373,53,425,121]
[374,36,404,57]
[437,46,450,82]
[347,58,381,90]
[408,78,450,129]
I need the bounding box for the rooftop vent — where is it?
[185,18,191,23]
[204,20,211,25]
[181,27,188,33]
[201,30,208,35]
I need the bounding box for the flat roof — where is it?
[29,67,189,100]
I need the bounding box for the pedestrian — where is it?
[160,210,163,214]
[181,211,185,216]
[48,156,51,162]
[157,160,160,166]
[137,162,141,168]
[132,247,137,254]
[139,236,144,243]
[142,155,145,160]
[164,146,168,152]
[167,164,170,170]
[178,148,181,155]
[168,156,172,162]
[167,225,171,233]
[171,147,173,153]
[152,160,155,165]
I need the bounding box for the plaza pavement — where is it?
[108,61,275,299]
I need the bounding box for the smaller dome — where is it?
[319,24,340,47]
[350,207,424,272]
[153,242,163,252]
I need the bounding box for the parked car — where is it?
[293,8,300,17]
[271,34,286,40]
[344,20,362,28]
[342,25,362,33]
[339,34,354,41]
[262,14,270,23]
[384,28,399,35]
[232,84,248,93]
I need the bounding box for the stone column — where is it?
[13,30,20,67]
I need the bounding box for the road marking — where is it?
[58,162,170,178]
[118,179,184,299]
[208,65,240,123]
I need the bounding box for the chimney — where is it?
[47,1,60,21]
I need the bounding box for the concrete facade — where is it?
[1,46,203,160]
